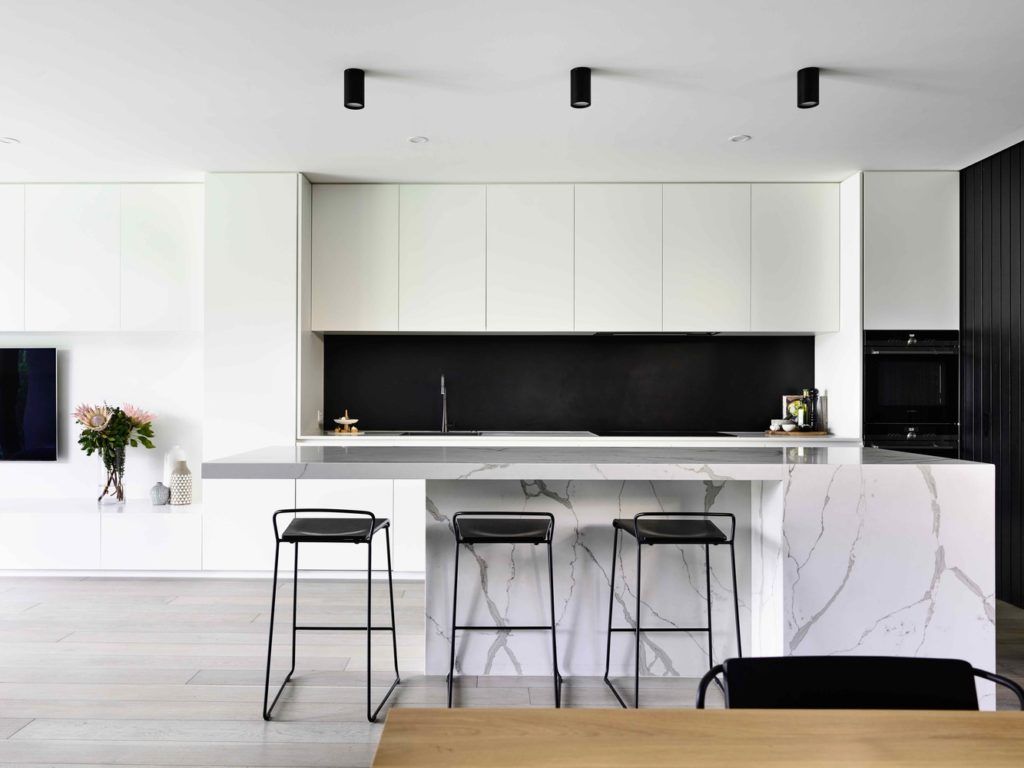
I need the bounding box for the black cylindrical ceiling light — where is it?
[571,66,591,108]
[797,66,819,109]
[344,68,365,110]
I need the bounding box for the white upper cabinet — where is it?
[0,186,25,331]
[312,184,399,331]
[25,185,121,331]
[663,184,751,332]
[750,184,839,332]
[121,184,204,331]
[486,184,574,332]
[863,172,959,330]
[574,184,662,332]
[399,185,486,331]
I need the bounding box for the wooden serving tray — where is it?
[765,430,829,437]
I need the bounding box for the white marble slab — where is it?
[202,445,970,481]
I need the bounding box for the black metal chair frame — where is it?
[695,659,1024,710]
[604,511,742,708]
[262,509,400,723]
[447,511,564,708]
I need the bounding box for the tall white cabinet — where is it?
[0,186,25,331]
[863,171,959,330]
[399,185,486,331]
[486,184,574,332]
[663,184,751,332]
[750,184,839,332]
[574,184,662,332]
[311,184,399,331]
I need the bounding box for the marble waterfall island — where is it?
[203,445,996,706]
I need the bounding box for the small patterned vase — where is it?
[150,482,171,506]
[169,460,192,505]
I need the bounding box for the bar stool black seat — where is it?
[604,512,741,708]
[448,511,563,708]
[263,509,400,723]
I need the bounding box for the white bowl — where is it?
[781,423,798,432]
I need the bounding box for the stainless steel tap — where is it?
[440,374,448,433]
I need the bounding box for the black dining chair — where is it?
[695,656,1024,710]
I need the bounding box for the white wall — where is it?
[0,332,203,500]
[814,173,863,439]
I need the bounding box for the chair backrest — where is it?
[716,656,981,710]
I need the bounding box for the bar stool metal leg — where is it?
[446,538,461,708]
[385,527,401,684]
[546,540,564,708]
[705,543,714,674]
[634,541,642,708]
[366,532,401,723]
[730,541,742,656]
[603,528,627,707]
[262,540,297,721]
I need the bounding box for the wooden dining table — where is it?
[371,708,1024,767]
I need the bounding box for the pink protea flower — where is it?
[122,403,155,427]
[73,403,112,431]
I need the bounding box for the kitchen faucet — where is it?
[440,374,448,433]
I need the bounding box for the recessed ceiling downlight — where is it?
[0,137,20,144]
[408,136,429,144]
[730,134,752,143]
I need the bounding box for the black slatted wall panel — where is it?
[962,140,1024,606]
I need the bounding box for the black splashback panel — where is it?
[323,335,814,433]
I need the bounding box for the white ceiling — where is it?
[2,0,1024,183]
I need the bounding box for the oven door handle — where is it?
[866,349,959,356]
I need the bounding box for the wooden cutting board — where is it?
[764,430,829,436]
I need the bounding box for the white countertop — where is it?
[299,431,861,449]
[203,444,979,482]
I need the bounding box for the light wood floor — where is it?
[0,576,1020,767]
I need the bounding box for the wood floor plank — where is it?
[0,739,376,767]
[12,718,381,744]
[0,719,31,740]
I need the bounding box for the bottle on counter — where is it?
[803,388,817,431]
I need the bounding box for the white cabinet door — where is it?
[863,172,959,330]
[295,479,394,572]
[0,185,25,331]
[312,184,399,331]
[486,184,574,331]
[663,184,751,331]
[751,184,839,332]
[202,479,296,571]
[399,185,486,331]
[24,185,121,331]
[101,509,202,570]
[574,184,662,332]
[121,184,204,331]
[393,479,425,573]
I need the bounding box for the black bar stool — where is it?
[262,509,400,723]
[603,511,741,708]
[447,511,563,708]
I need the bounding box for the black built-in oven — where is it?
[863,331,960,458]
